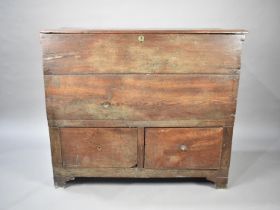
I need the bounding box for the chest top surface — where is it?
[40,28,248,34]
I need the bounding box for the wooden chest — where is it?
[40,29,247,188]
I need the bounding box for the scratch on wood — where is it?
[75,154,80,166]
[44,55,64,61]
[44,53,81,61]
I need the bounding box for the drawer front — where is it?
[60,128,137,168]
[144,128,223,169]
[41,33,242,74]
[45,74,238,122]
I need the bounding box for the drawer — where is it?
[41,33,242,74]
[45,74,238,121]
[60,128,137,168]
[144,128,223,169]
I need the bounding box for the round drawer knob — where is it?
[101,101,111,108]
[179,144,188,151]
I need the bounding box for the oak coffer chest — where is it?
[40,29,247,188]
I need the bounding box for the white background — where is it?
[0,0,279,209]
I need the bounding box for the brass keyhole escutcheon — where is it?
[138,35,144,42]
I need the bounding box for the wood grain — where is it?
[219,127,233,177]
[41,33,243,74]
[212,126,234,188]
[48,119,235,128]
[45,74,238,122]
[49,127,63,168]
[145,128,223,169]
[40,29,247,188]
[137,128,145,168]
[60,128,138,168]
[53,167,218,178]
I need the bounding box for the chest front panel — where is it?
[41,29,246,188]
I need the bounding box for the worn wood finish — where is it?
[41,29,247,188]
[219,127,233,176]
[60,128,138,168]
[137,128,145,168]
[49,127,71,187]
[145,128,223,169]
[49,127,63,168]
[41,33,243,74]
[48,119,235,128]
[45,75,238,122]
[54,167,218,178]
[53,176,75,188]
[217,126,233,188]
[205,127,233,188]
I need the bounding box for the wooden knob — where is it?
[179,144,188,151]
[101,101,111,108]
